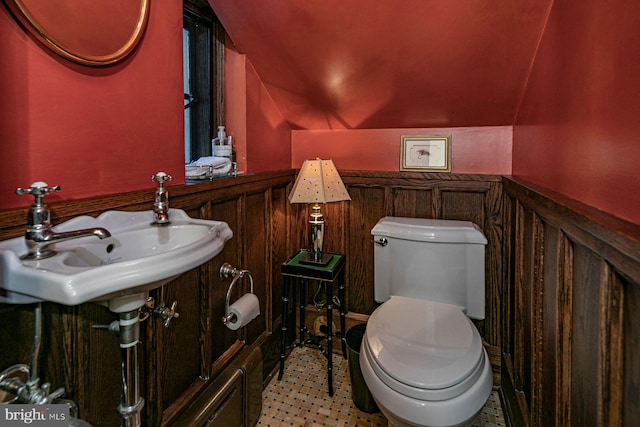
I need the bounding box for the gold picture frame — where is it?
[400,135,451,172]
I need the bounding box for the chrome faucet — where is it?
[151,172,172,225]
[16,182,111,260]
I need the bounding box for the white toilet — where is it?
[360,216,493,427]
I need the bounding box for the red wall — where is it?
[292,126,512,174]
[208,0,550,131]
[225,48,291,174]
[224,48,248,172]
[0,3,184,210]
[8,1,636,225]
[513,0,640,224]
[244,59,291,173]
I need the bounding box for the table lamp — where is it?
[289,159,351,265]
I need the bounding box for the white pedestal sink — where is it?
[0,209,233,308]
[0,207,233,427]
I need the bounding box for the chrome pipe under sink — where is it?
[116,310,144,427]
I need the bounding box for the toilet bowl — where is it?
[360,296,493,427]
[365,216,492,426]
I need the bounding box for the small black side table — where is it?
[278,250,347,396]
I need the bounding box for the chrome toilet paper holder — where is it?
[220,263,254,326]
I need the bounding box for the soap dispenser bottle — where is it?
[212,125,225,149]
[217,126,226,143]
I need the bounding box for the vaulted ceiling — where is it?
[208,1,553,130]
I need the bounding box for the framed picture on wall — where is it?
[400,135,451,172]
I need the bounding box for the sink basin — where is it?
[0,209,233,306]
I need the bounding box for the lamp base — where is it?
[299,251,333,266]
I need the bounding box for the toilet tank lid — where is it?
[371,216,487,244]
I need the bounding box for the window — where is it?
[183,3,225,164]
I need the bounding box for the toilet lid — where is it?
[365,296,484,390]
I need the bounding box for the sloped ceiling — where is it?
[208,1,552,130]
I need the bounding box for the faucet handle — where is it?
[161,301,180,328]
[16,182,61,206]
[139,298,180,328]
[151,172,172,187]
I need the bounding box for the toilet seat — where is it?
[364,296,485,401]
[360,344,493,427]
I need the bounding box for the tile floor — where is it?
[258,346,506,427]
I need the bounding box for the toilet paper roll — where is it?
[226,293,260,330]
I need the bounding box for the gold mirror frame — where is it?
[3,0,150,66]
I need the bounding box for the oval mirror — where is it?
[3,0,150,66]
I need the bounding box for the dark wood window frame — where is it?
[184,1,225,162]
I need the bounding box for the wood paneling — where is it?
[571,245,604,425]
[392,188,431,218]
[344,185,386,315]
[503,177,640,427]
[539,225,563,427]
[269,186,288,328]
[209,197,243,362]
[622,276,640,423]
[338,172,504,349]
[0,171,294,427]
[160,268,203,406]
[0,170,509,426]
[244,191,269,344]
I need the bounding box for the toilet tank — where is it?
[371,216,488,320]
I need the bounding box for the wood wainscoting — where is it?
[0,170,505,426]
[0,170,296,427]
[8,170,637,426]
[502,177,640,427]
[332,171,505,388]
